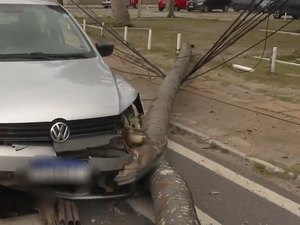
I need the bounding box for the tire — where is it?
[233,4,239,12]
[159,7,164,11]
[223,5,229,12]
[187,8,193,12]
[273,10,282,19]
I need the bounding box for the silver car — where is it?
[0,0,145,198]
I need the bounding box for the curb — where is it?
[169,121,300,182]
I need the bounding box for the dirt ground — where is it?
[102,47,300,177]
[79,8,300,175]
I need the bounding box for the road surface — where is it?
[1,134,300,225]
[76,133,300,225]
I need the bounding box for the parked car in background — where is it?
[129,0,138,8]
[102,0,138,8]
[187,0,231,12]
[102,0,111,8]
[272,0,300,19]
[259,0,273,12]
[158,0,187,11]
[231,0,262,12]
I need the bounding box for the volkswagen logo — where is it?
[50,122,70,143]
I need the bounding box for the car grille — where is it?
[0,116,119,143]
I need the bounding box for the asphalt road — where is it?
[165,139,300,225]
[1,137,300,225]
[67,5,243,22]
[77,136,300,225]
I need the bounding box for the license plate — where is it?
[28,157,91,184]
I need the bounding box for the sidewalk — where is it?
[119,73,300,177]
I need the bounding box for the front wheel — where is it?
[273,10,282,19]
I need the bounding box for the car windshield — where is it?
[0,4,95,60]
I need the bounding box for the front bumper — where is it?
[0,145,131,173]
[0,144,137,188]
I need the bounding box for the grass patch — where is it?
[230,59,300,88]
[83,14,300,88]
[290,164,300,175]
[221,80,231,87]
[195,137,206,145]
[253,162,267,173]
[277,49,300,63]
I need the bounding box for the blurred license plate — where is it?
[28,158,90,184]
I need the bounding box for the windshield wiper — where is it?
[0,52,54,60]
[47,53,90,59]
[0,52,90,60]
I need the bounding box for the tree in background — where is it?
[167,0,175,18]
[111,0,131,26]
[57,0,64,5]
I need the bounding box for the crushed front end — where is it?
[0,95,150,199]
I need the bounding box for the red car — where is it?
[158,0,187,11]
[129,0,138,8]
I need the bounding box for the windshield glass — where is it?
[0,4,95,60]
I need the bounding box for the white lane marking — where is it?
[168,140,300,218]
[195,207,222,225]
[127,197,155,223]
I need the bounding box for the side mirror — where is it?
[95,42,114,57]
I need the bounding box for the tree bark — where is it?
[115,43,193,183]
[111,0,131,26]
[137,0,142,18]
[150,159,201,225]
[167,0,175,18]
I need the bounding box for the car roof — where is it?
[0,0,58,5]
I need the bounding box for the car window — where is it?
[0,4,95,60]
[58,15,87,50]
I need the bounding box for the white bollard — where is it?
[176,33,182,54]
[100,22,105,38]
[271,47,278,73]
[284,12,287,21]
[147,29,152,50]
[124,26,128,43]
[83,19,86,31]
[232,64,255,72]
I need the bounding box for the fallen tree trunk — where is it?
[140,42,194,167]
[116,43,200,225]
[143,43,199,225]
[150,159,200,225]
[116,43,194,182]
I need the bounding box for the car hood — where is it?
[0,57,137,123]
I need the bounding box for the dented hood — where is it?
[0,57,137,123]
